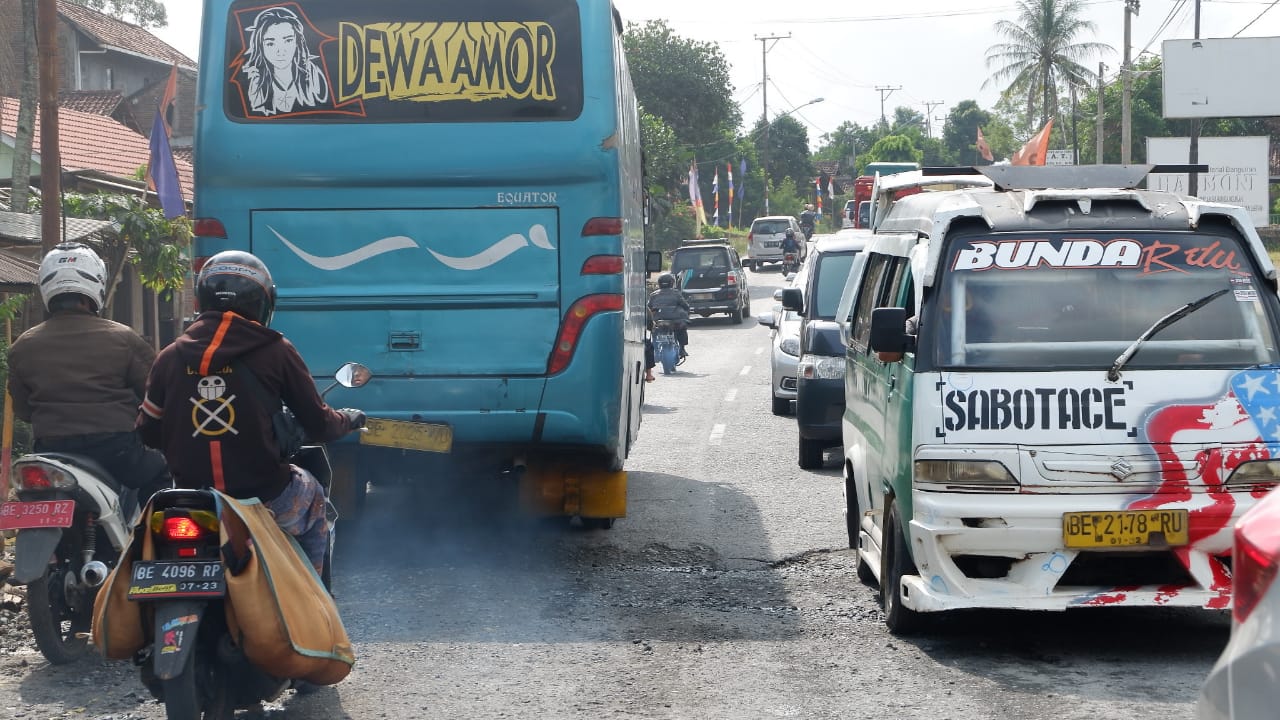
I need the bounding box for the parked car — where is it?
[757,268,809,416]
[1198,486,1280,719]
[668,239,750,323]
[842,164,1280,635]
[745,215,804,270]
[780,229,871,468]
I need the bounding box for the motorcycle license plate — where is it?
[654,331,676,344]
[127,561,225,600]
[0,499,75,530]
[360,417,453,454]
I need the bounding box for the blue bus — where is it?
[195,0,647,527]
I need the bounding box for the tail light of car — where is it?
[1233,496,1280,623]
[747,232,754,244]
[726,274,737,285]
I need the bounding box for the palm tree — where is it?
[984,0,1111,132]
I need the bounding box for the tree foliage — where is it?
[984,0,1109,130]
[65,0,167,28]
[60,193,191,310]
[865,135,923,165]
[624,20,740,149]
[751,114,813,200]
[639,111,685,194]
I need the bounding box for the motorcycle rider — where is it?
[136,251,364,573]
[799,203,817,240]
[781,228,802,271]
[648,273,691,358]
[7,242,171,503]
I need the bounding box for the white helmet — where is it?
[38,242,108,314]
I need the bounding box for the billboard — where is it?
[1146,136,1269,227]
[1163,38,1280,118]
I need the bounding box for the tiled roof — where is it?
[58,0,195,69]
[0,96,193,199]
[57,89,123,116]
[0,246,39,289]
[0,210,113,247]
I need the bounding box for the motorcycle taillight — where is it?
[14,463,75,491]
[18,465,51,490]
[151,509,220,542]
[164,517,204,541]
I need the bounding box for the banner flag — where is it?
[1011,119,1054,166]
[727,162,735,227]
[976,126,994,162]
[145,63,185,219]
[712,167,720,226]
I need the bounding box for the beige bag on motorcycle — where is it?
[216,491,355,685]
[91,498,158,660]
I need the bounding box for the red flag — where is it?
[1011,119,1054,166]
[976,126,994,162]
[157,62,178,136]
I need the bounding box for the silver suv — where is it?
[746,215,803,270]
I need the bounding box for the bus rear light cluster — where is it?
[547,294,624,374]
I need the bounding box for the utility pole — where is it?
[756,33,789,215]
[875,85,901,125]
[922,100,944,138]
[1097,62,1106,164]
[1121,0,1139,164]
[1189,0,1202,196]
[38,0,61,253]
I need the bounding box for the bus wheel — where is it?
[881,500,924,635]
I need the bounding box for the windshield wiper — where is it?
[1106,288,1232,382]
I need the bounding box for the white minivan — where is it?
[746,215,803,270]
[840,165,1280,634]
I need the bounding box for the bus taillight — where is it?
[581,255,623,275]
[582,218,623,236]
[193,218,227,239]
[547,294,624,375]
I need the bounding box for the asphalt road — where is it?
[0,266,1231,719]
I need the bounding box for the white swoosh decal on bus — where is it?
[270,224,554,271]
[426,225,556,271]
[268,226,419,271]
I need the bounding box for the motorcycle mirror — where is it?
[335,362,372,388]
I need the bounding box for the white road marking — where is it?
[724,388,738,402]
[755,347,764,355]
[709,423,727,445]
[740,366,752,376]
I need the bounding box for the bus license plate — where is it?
[127,561,225,599]
[0,500,75,530]
[1062,509,1189,549]
[360,418,453,454]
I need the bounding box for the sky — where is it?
[151,0,1280,145]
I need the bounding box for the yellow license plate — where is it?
[359,418,453,454]
[1062,509,1189,549]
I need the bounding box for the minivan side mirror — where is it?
[780,287,804,314]
[869,307,914,355]
[645,250,663,274]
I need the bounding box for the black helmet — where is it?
[658,273,676,289]
[196,251,277,325]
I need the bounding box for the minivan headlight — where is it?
[779,337,800,357]
[798,355,844,379]
[915,460,1018,490]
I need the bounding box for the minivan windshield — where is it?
[753,220,790,235]
[930,231,1280,370]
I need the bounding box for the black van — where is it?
[781,230,871,468]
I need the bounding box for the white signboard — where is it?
[1163,38,1280,118]
[1044,149,1074,166]
[1146,136,1269,227]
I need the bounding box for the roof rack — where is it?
[920,164,1208,191]
[680,237,730,245]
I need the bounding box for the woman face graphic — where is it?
[261,21,297,71]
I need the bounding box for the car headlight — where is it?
[914,460,1018,491]
[1227,460,1280,487]
[798,355,844,379]
[779,337,800,356]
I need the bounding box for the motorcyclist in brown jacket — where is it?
[136,251,363,571]
[7,242,171,501]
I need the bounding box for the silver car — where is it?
[757,300,801,416]
[1199,485,1280,719]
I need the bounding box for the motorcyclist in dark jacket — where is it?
[799,204,817,239]
[8,242,171,502]
[136,251,364,572]
[781,228,801,254]
[648,273,691,357]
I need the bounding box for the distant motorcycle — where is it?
[652,321,687,375]
[1,453,138,664]
[781,251,799,275]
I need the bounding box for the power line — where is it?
[875,86,902,124]
[1233,0,1280,36]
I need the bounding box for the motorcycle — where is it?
[1,451,139,664]
[781,251,799,275]
[801,224,814,242]
[652,321,687,375]
[127,362,368,719]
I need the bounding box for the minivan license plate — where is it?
[1062,509,1189,548]
[127,561,225,599]
[0,500,75,530]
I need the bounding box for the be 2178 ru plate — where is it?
[1062,509,1189,549]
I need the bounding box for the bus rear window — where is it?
[222,0,584,123]
[930,231,1280,370]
